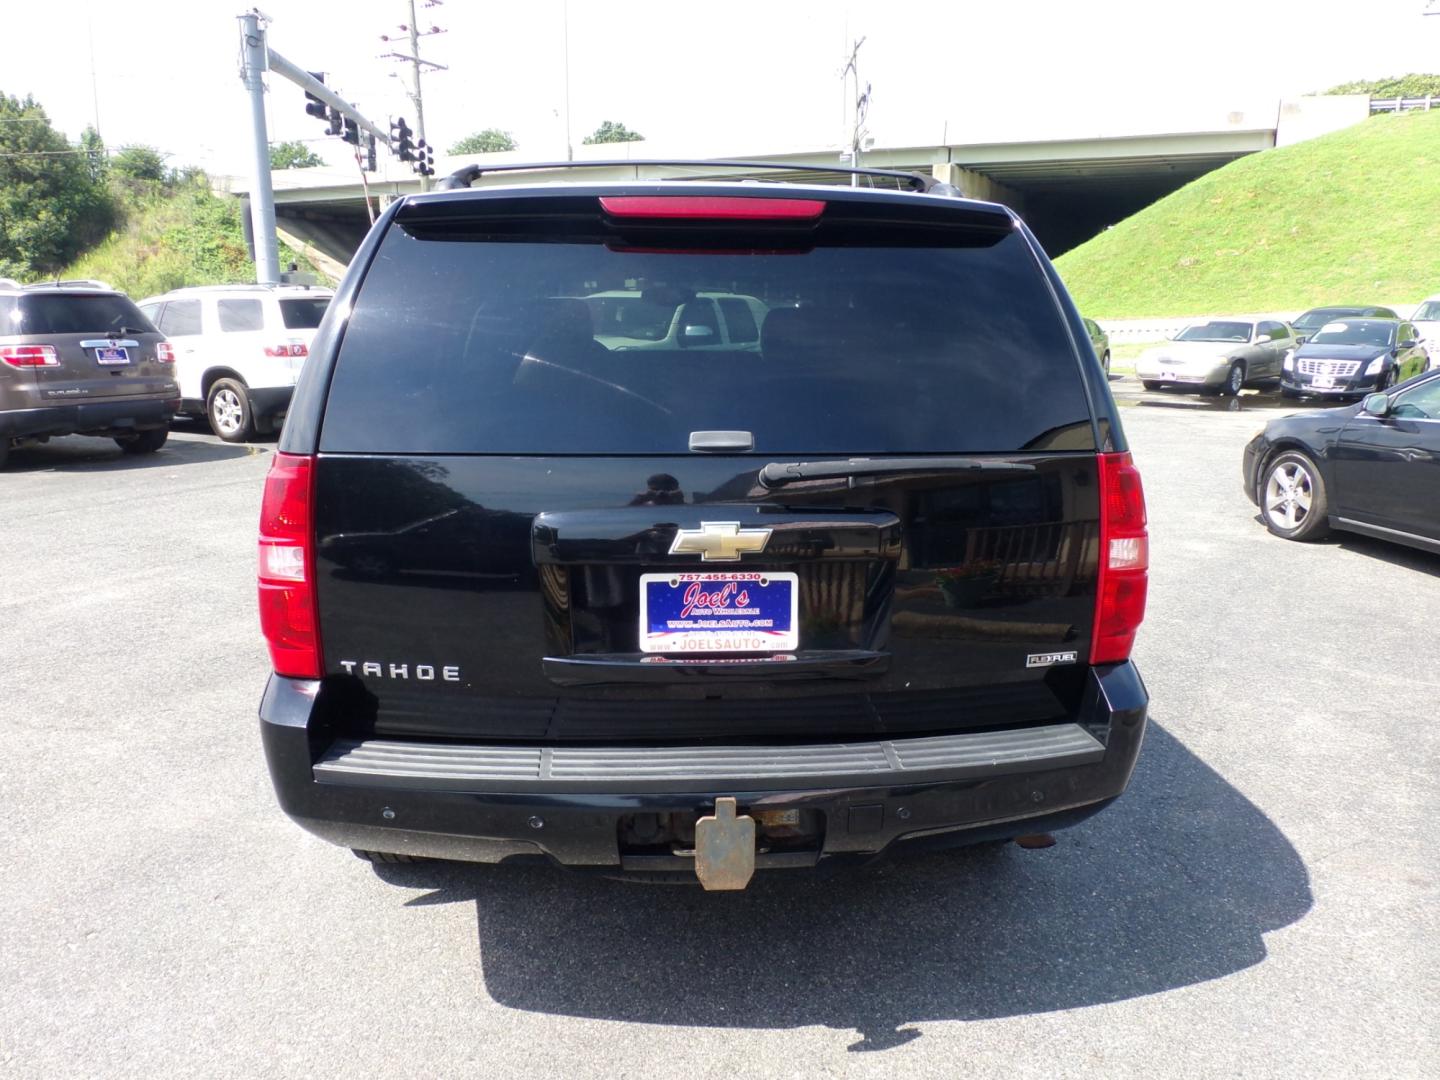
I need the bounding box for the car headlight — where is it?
[1283,353,1294,372]
[1365,357,1385,375]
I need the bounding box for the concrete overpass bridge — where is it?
[235,95,1367,274]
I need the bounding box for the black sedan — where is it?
[1243,369,1440,553]
[1290,304,1399,344]
[1280,318,1427,399]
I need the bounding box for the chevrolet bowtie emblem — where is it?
[668,521,773,562]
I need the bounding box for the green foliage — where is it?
[1323,73,1440,98]
[61,173,317,299]
[583,120,644,145]
[111,145,167,182]
[449,128,517,154]
[269,140,325,169]
[1054,111,1440,318]
[0,92,115,276]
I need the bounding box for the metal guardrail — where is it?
[1369,96,1440,114]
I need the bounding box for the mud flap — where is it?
[694,797,756,891]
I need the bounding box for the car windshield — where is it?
[1175,321,1251,343]
[4,293,155,336]
[1308,321,1394,347]
[1412,301,1440,322]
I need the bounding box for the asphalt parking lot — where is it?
[2,391,1437,1079]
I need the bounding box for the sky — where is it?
[7,0,1440,179]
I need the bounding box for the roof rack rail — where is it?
[435,158,963,197]
[24,278,116,291]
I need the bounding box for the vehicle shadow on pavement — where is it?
[371,722,1312,1051]
[2,435,260,473]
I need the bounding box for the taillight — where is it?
[257,453,322,678]
[598,195,826,221]
[0,344,59,367]
[264,343,308,357]
[1092,451,1149,664]
[155,342,176,363]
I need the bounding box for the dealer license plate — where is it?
[94,346,130,365]
[1312,375,1335,388]
[639,571,799,654]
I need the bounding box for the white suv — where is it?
[137,284,332,441]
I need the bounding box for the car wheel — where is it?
[207,378,254,443]
[1141,380,1162,391]
[352,849,428,864]
[1221,362,1245,396]
[114,428,168,455]
[1377,365,1396,391]
[1261,451,1330,541]
[1101,350,1111,376]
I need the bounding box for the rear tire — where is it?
[207,378,254,443]
[114,428,168,455]
[352,849,427,864]
[1261,450,1330,541]
[1141,380,1163,391]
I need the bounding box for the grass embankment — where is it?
[58,177,315,299]
[1055,110,1440,318]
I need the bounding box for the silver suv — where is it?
[0,281,179,469]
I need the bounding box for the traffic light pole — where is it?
[237,11,396,284]
[238,12,280,284]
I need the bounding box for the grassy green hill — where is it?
[56,177,315,300]
[1054,110,1440,318]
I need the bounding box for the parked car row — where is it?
[0,279,332,467]
[1134,304,1431,400]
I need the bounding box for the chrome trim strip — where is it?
[79,339,140,348]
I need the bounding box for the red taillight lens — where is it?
[598,195,826,221]
[155,342,175,363]
[264,343,308,358]
[1092,451,1149,664]
[257,453,322,678]
[0,344,59,367]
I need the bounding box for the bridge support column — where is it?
[931,163,1024,211]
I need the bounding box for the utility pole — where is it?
[238,11,281,284]
[381,0,447,191]
[562,0,573,161]
[840,36,871,187]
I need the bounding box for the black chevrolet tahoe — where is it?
[258,165,1150,890]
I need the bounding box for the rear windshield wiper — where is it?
[759,456,1034,489]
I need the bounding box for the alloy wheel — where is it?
[212,388,243,435]
[1265,461,1313,531]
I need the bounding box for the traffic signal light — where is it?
[413,138,435,177]
[364,133,377,172]
[303,72,327,122]
[325,107,343,138]
[390,117,415,163]
[342,116,359,146]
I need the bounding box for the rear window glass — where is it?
[218,298,264,332]
[6,294,154,336]
[280,297,330,329]
[322,222,1095,455]
[157,300,201,336]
